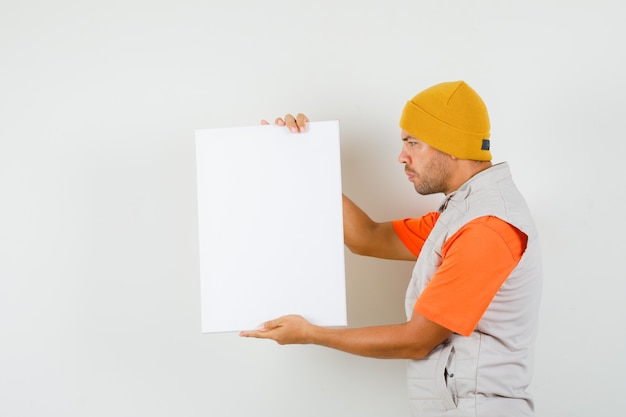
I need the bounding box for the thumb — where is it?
[258,318,281,332]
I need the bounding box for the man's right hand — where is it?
[261,113,309,133]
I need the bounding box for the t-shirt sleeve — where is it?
[414,216,528,337]
[391,212,441,257]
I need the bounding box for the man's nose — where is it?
[398,148,408,164]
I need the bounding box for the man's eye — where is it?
[408,141,418,147]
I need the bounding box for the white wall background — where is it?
[1,1,624,416]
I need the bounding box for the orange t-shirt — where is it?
[392,213,527,336]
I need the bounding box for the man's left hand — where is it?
[239,314,314,345]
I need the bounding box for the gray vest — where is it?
[405,163,543,417]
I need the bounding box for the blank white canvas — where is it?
[195,121,346,333]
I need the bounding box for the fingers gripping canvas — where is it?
[195,121,346,333]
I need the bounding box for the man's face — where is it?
[398,130,450,195]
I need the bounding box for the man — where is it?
[240,81,543,417]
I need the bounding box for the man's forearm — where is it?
[308,322,436,360]
[342,194,416,260]
[342,194,377,254]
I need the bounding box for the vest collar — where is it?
[439,162,511,212]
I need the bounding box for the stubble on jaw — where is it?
[408,151,450,196]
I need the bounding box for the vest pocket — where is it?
[436,343,458,410]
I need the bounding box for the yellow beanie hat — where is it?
[400,81,491,161]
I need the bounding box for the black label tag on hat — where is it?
[481,139,490,151]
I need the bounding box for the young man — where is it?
[241,81,543,417]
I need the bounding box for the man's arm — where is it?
[240,310,452,360]
[343,194,416,261]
